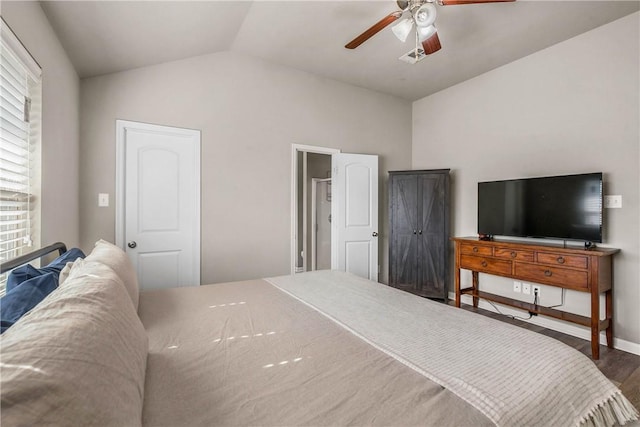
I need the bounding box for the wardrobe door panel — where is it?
[389,175,419,290]
[418,173,448,298]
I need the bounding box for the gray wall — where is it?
[412,13,639,346]
[79,51,412,285]
[2,2,80,248]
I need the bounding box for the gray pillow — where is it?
[85,239,139,309]
[0,262,148,426]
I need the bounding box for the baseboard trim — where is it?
[449,292,640,357]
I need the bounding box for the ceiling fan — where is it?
[345,0,515,62]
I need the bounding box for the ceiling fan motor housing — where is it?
[397,0,437,12]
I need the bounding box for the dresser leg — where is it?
[606,289,613,348]
[455,267,461,308]
[591,287,600,360]
[591,331,600,360]
[472,271,479,308]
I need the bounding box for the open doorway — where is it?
[291,144,338,274]
[311,178,331,271]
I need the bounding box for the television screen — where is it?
[478,173,603,243]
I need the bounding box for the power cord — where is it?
[548,288,566,309]
[529,288,540,316]
[480,287,562,322]
[485,299,534,321]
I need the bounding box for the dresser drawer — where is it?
[494,247,534,262]
[460,243,493,256]
[460,254,512,276]
[537,252,588,269]
[514,263,589,290]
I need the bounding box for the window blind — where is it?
[0,20,41,292]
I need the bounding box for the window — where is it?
[1,19,42,293]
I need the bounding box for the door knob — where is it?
[372,232,378,237]
[127,241,137,249]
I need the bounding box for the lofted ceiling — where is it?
[39,0,639,101]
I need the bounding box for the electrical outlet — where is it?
[513,281,522,293]
[522,283,531,295]
[533,285,541,297]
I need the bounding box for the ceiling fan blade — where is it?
[421,32,442,55]
[345,12,403,49]
[439,0,514,5]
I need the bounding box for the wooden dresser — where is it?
[452,237,619,359]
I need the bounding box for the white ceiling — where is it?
[39,1,639,101]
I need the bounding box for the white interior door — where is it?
[116,120,200,290]
[331,153,378,281]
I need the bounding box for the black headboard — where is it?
[1,242,67,274]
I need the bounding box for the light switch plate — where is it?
[604,195,622,209]
[98,193,109,207]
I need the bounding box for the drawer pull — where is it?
[413,230,417,235]
[473,247,479,253]
[510,251,517,258]
[556,256,565,264]
[481,261,488,268]
[544,270,552,277]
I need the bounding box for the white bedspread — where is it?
[266,271,638,427]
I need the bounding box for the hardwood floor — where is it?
[455,302,640,410]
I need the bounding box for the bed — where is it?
[1,241,638,426]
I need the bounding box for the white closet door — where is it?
[116,120,200,290]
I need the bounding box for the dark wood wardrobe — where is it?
[388,169,450,301]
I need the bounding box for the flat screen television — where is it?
[478,172,603,243]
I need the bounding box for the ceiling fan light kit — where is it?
[345,0,515,63]
[392,18,413,43]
